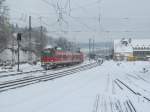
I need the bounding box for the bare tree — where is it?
[0,0,10,51]
[55,37,77,51]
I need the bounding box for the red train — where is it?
[41,47,84,69]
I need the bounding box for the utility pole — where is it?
[39,16,43,43]
[93,39,95,59]
[89,38,91,61]
[40,26,43,43]
[92,39,95,54]
[17,33,21,72]
[40,25,43,52]
[12,33,15,66]
[28,16,32,62]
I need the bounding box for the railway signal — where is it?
[17,33,22,41]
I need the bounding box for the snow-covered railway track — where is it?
[125,99,137,112]
[0,69,44,78]
[126,73,150,85]
[0,62,99,93]
[0,62,89,79]
[112,99,136,112]
[115,79,150,102]
[93,95,137,112]
[0,71,7,74]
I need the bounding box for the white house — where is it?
[114,39,133,60]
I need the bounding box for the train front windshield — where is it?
[41,49,55,57]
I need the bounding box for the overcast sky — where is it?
[6,0,150,42]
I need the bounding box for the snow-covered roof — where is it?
[114,39,150,53]
[114,39,133,53]
[131,39,150,48]
[44,45,53,49]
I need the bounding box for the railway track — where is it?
[0,62,100,93]
[0,62,91,79]
[94,95,137,112]
[114,78,150,102]
[0,69,44,78]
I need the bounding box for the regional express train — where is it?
[41,47,84,69]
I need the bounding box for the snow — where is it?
[0,60,150,112]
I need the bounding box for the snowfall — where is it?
[0,60,150,112]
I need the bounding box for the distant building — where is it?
[132,40,150,60]
[114,38,133,60]
[114,38,150,61]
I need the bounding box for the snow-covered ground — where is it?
[0,60,150,112]
[0,59,93,73]
[0,62,42,73]
[0,60,95,83]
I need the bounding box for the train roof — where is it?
[44,45,53,49]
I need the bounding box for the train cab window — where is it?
[41,48,55,57]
